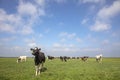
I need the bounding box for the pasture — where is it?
[0,57,120,80]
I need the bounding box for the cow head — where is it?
[30,47,41,55]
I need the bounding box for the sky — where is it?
[0,0,120,57]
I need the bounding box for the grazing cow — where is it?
[60,56,67,62]
[72,57,76,59]
[17,56,27,63]
[48,56,54,60]
[81,56,88,62]
[30,47,46,76]
[77,57,80,59]
[67,57,71,59]
[96,54,102,63]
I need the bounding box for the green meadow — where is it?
[0,58,120,80]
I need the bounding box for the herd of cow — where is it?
[17,47,102,76]
[48,56,89,62]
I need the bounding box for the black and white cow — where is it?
[17,56,27,63]
[96,54,102,63]
[30,47,46,76]
[81,56,89,62]
[60,56,67,62]
[47,56,54,60]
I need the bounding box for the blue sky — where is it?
[0,0,120,57]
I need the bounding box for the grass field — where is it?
[0,58,120,80]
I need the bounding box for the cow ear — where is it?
[39,48,41,50]
[30,48,33,50]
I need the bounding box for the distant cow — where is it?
[72,57,76,59]
[60,56,67,62]
[48,56,54,60]
[77,57,80,59]
[30,47,46,76]
[81,56,88,62]
[17,56,27,63]
[96,54,102,63]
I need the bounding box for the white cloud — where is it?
[0,9,21,24]
[53,43,61,47]
[20,26,34,35]
[102,39,109,45]
[90,21,111,32]
[90,0,120,32]
[51,43,77,53]
[81,0,100,3]
[53,43,75,49]
[48,43,102,57]
[18,0,45,18]
[59,32,76,39]
[111,32,120,37]
[68,33,76,39]
[18,2,37,16]
[28,42,37,47]
[46,41,120,57]
[59,32,82,45]
[0,0,46,35]
[0,45,31,57]
[86,34,97,43]
[76,37,82,43]
[53,0,67,4]
[79,0,105,4]
[0,9,22,33]
[102,42,120,57]
[35,0,45,7]
[82,48,100,52]
[0,23,15,33]
[81,18,89,24]
[24,37,37,47]
[97,0,120,21]
[59,32,68,37]
[112,42,120,47]
[0,9,6,21]
[60,38,66,42]
[0,36,16,42]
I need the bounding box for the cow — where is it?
[96,54,102,63]
[60,56,67,62]
[47,56,54,60]
[81,56,88,62]
[30,47,46,76]
[72,57,76,59]
[17,56,27,63]
[77,57,80,59]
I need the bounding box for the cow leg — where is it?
[97,58,101,63]
[96,58,98,62]
[21,59,22,62]
[38,64,42,75]
[35,66,38,76]
[17,59,19,63]
[64,59,67,62]
[35,64,42,76]
[100,58,102,63]
[100,58,102,62]
[35,65,39,76]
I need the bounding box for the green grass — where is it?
[0,58,120,80]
